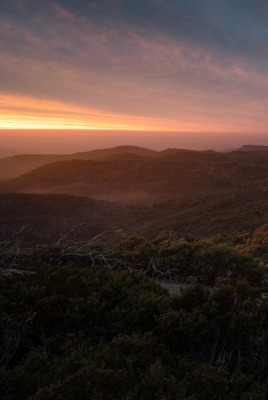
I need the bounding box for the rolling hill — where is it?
[1,144,267,181]
[2,147,268,243]
[1,150,268,203]
[0,146,158,180]
[1,188,268,246]
[0,193,139,244]
[237,144,268,152]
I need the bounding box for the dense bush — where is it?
[0,267,267,400]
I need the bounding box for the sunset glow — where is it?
[0,95,167,131]
[0,94,228,132]
[1,0,268,151]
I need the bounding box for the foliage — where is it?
[0,266,267,400]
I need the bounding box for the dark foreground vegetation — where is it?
[1,228,268,399]
[1,146,268,398]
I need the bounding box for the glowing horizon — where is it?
[0,94,178,131]
[1,1,268,141]
[0,94,243,132]
[1,93,267,134]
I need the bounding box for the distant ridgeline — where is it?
[1,143,268,180]
[1,145,268,242]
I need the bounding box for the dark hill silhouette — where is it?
[0,145,158,180]
[2,150,268,203]
[0,145,227,180]
[1,187,268,244]
[2,144,268,181]
[237,144,268,152]
[158,148,196,156]
[0,154,69,180]
[0,193,135,244]
[71,145,157,159]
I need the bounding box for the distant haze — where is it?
[1,130,268,155]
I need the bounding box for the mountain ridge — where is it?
[236,144,268,152]
[2,150,268,203]
[0,145,228,180]
[0,145,158,180]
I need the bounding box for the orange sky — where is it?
[1,0,268,150]
[1,91,265,134]
[0,94,206,132]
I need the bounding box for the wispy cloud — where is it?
[0,94,199,131]
[1,0,268,133]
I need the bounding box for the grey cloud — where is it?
[2,0,268,71]
[1,0,268,131]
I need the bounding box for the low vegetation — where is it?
[1,228,268,399]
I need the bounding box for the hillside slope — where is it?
[1,150,268,203]
[0,193,139,244]
[0,145,157,179]
[1,189,268,245]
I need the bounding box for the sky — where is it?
[1,0,268,152]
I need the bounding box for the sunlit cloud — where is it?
[1,94,206,131]
[1,0,268,138]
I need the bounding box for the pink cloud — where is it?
[52,3,76,22]
[1,4,268,134]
